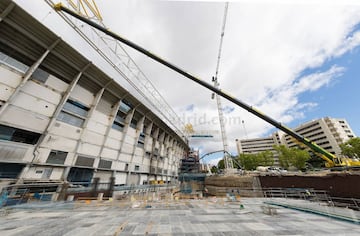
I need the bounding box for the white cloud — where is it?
[14,1,360,157]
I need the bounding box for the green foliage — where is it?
[217,159,225,169]
[210,165,218,174]
[274,145,311,170]
[340,137,360,158]
[238,151,275,170]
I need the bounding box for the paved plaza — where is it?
[0,198,360,236]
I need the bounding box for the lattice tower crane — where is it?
[212,2,234,171]
[44,0,187,141]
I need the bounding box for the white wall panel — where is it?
[101,148,118,160]
[0,83,14,101]
[115,172,127,185]
[50,122,82,140]
[12,92,56,117]
[86,120,107,135]
[108,129,123,140]
[71,85,94,107]
[104,137,121,150]
[50,168,63,180]
[132,155,142,164]
[45,75,68,93]
[41,134,77,153]
[0,65,22,87]
[121,143,134,154]
[78,142,101,157]
[118,153,131,163]
[123,135,136,147]
[112,161,126,171]
[82,130,104,145]
[0,106,49,132]
[139,174,148,185]
[134,148,144,158]
[91,110,110,126]
[22,81,61,105]
[94,171,112,182]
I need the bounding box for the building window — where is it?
[0,124,41,145]
[98,159,112,169]
[32,68,49,83]
[112,100,132,131]
[0,51,29,73]
[46,150,67,165]
[75,156,94,167]
[130,118,138,129]
[134,165,140,171]
[137,132,145,148]
[57,99,89,127]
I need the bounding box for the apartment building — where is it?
[236,118,356,164]
[0,0,188,186]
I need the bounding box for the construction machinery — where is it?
[53,4,360,169]
[211,2,234,173]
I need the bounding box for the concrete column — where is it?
[116,108,135,162]
[73,87,106,165]
[32,64,90,163]
[0,38,60,116]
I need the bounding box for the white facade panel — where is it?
[78,142,101,157]
[91,110,110,126]
[101,148,118,160]
[82,130,104,146]
[118,153,132,163]
[12,91,56,117]
[64,153,76,166]
[132,155,142,164]
[86,120,107,135]
[134,148,144,158]
[140,174,148,185]
[34,147,51,164]
[94,171,112,182]
[42,134,77,153]
[50,167,63,180]
[104,137,121,150]
[108,129,123,140]
[71,85,94,107]
[0,106,49,132]
[22,81,61,105]
[0,65,22,87]
[50,122,82,140]
[121,143,134,154]
[115,172,127,185]
[0,83,14,101]
[45,74,68,93]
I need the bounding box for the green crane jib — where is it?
[54,3,353,168]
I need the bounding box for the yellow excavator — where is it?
[54,3,360,170]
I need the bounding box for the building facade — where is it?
[0,0,188,187]
[236,131,283,165]
[283,117,355,156]
[236,118,356,165]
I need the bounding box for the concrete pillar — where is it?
[0,38,60,116]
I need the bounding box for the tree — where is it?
[238,153,259,170]
[258,150,275,166]
[274,145,311,170]
[340,137,360,158]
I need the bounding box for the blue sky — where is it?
[290,41,360,136]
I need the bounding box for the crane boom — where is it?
[54,3,350,168]
[213,2,232,170]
